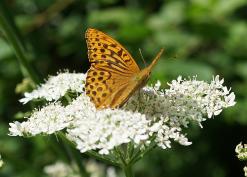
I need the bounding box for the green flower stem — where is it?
[127,142,135,161]
[130,142,157,166]
[64,93,72,103]
[114,147,127,166]
[58,132,120,167]
[123,164,134,177]
[61,139,90,177]
[58,132,90,177]
[86,151,120,167]
[0,2,40,84]
[114,146,135,177]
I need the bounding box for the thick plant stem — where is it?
[86,151,120,167]
[115,147,135,177]
[123,165,134,177]
[57,133,90,177]
[0,2,40,84]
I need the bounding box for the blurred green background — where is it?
[0,0,246,177]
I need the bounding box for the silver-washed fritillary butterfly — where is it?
[85,28,164,109]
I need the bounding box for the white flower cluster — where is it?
[124,76,236,127]
[19,72,86,104]
[67,96,150,154]
[9,103,71,136]
[9,72,236,155]
[44,160,117,177]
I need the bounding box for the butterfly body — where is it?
[105,69,151,108]
[85,28,163,109]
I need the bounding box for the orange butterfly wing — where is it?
[85,28,140,108]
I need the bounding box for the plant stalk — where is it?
[58,132,120,167]
[58,133,90,177]
[0,1,40,84]
[123,164,134,177]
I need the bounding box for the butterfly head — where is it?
[134,48,164,88]
[134,67,152,88]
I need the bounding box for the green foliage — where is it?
[0,0,246,176]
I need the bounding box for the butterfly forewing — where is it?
[85,28,140,108]
[85,28,140,73]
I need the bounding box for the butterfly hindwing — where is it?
[86,67,131,108]
[85,68,110,106]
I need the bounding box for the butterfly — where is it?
[85,28,164,109]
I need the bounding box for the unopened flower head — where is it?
[44,160,117,177]
[236,142,247,177]
[244,166,247,177]
[44,161,80,177]
[0,155,3,168]
[236,142,247,161]
[85,160,117,177]
[10,72,236,154]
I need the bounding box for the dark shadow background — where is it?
[0,0,246,177]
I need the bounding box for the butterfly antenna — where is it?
[139,48,147,67]
[148,48,164,70]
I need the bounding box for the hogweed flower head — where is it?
[9,72,236,156]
